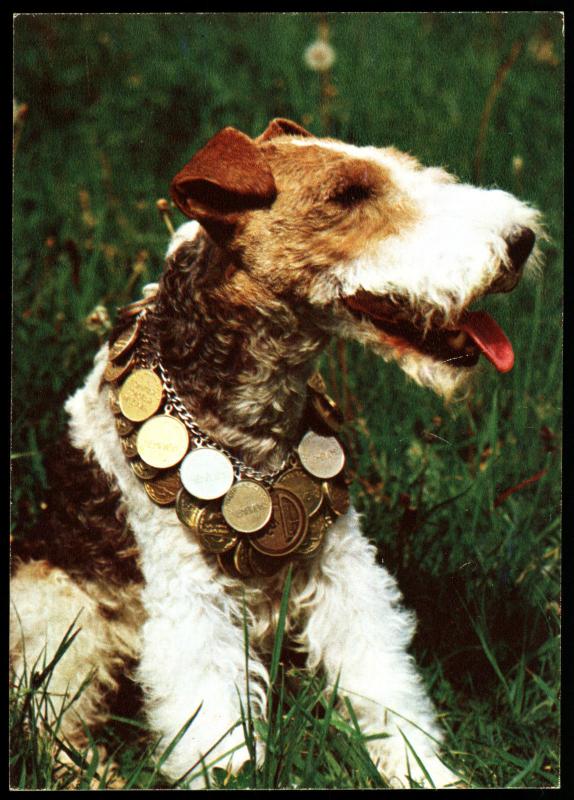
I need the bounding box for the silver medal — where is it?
[297,430,345,480]
[179,447,235,500]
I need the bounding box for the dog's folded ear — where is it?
[257,118,314,141]
[170,127,277,242]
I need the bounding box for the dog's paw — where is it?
[368,741,462,789]
[160,725,265,789]
[405,756,463,789]
[385,764,463,789]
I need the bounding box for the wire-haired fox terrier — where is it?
[10,118,543,788]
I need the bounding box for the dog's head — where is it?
[170,119,544,400]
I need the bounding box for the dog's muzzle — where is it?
[342,226,536,375]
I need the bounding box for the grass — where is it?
[11,11,562,789]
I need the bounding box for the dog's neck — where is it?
[146,232,329,471]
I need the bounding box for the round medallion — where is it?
[180,448,234,500]
[232,539,253,577]
[175,488,204,531]
[196,506,238,554]
[131,457,159,481]
[297,431,345,480]
[108,319,141,362]
[115,415,135,437]
[120,430,139,459]
[251,487,308,558]
[309,391,344,434]
[323,479,351,517]
[104,352,135,384]
[144,469,182,506]
[119,369,164,422]
[136,414,189,469]
[297,507,333,557]
[221,480,273,534]
[216,549,243,579]
[118,298,149,320]
[275,467,323,517]
[248,547,287,577]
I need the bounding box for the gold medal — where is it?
[217,549,243,579]
[306,372,344,433]
[119,369,164,423]
[308,390,345,434]
[251,487,308,558]
[232,539,253,577]
[323,479,351,517]
[136,414,189,469]
[109,319,141,362]
[297,507,333,558]
[104,352,135,384]
[117,298,151,320]
[180,448,234,500]
[222,480,273,534]
[120,430,139,459]
[248,547,287,577]
[196,506,238,554]
[131,457,159,480]
[275,467,323,517]
[144,469,182,505]
[175,488,204,530]
[297,431,345,480]
[115,415,135,437]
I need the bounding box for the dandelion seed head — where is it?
[85,304,111,334]
[304,40,336,72]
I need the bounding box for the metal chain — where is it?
[135,310,294,484]
[135,309,156,370]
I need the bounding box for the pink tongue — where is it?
[460,310,514,373]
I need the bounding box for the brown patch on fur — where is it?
[12,438,143,589]
[233,142,419,295]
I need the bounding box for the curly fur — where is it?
[12,439,142,588]
[145,230,328,470]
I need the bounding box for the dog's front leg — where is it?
[301,509,459,788]
[135,549,268,787]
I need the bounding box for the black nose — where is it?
[506,227,535,272]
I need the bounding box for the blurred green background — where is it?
[12,12,562,788]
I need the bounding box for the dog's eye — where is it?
[329,184,373,206]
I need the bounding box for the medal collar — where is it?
[106,300,350,578]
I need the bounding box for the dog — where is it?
[10,118,542,788]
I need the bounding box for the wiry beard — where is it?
[144,232,328,471]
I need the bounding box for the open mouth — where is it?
[344,291,515,373]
